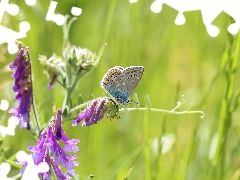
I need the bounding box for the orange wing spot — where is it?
[104,69,122,82]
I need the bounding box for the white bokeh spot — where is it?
[151,134,176,155]
[0,116,19,136]
[129,0,138,4]
[6,4,19,16]
[0,99,9,111]
[150,0,240,37]
[175,12,186,25]
[0,162,14,180]
[0,0,30,54]
[16,151,49,180]
[46,1,65,26]
[71,6,82,16]
[25,0,36,6]
[150,0,162,13]
[209,133,218,160]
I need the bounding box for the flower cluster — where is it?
[39,43,106,90]
[20,108,80,179]
[63,44,96,70]
[9,47,32,129]
[72,97,120,127]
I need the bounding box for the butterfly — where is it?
[100,66,144,105]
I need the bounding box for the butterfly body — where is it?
[100,66,144,105]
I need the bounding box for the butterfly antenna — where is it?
[130,99,144,107]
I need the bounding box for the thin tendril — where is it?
[120,107,205,118]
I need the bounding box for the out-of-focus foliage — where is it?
[0,1,240,180]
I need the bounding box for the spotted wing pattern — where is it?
[101,66,128,104]
[123,66,144,96]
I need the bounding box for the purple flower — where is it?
[47,74,57,89]
[9,47,32,129]
[20,109,80,180]
[38,55,66,90]
[55,108,62,140]
[72,97,119,127]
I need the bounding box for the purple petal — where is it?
[32,150,45,163]
[60,129,69,141]
[15,92,22,101]
[18,89,31,115]
[10,48,24,69]
[94,98,106,121]
[61,130,80,153]
[9,47,33,130]
[28,130,47,153]
[67,169,75,177]
[64,161,74,170]
[48,74,57,89]
[72,110,86,126]
[81,100,98,127]
[55,108,62,140]
[85,100,98,120]
[66,155,78,161]
[41,172,51,180]
[12,83,20,92]
[16,113,30,129]
[73,161,79,166]
[13,64,25,82]
[51,158,71,180]
[63,139,80,153]
[8,107,19,117]
[54,155,63,165]
[22,113,30,130]
[45,126,55,149]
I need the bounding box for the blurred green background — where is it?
[0,0,240,180]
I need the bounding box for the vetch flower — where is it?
[63,44,96,69]
[63,43,107,78]
[20,108,80,180]
[38,54,66,89]
[47,74,57,89]
[72,97,120,127]
[9,46,32,129]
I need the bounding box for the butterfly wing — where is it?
[123,66,144,96]
[100,66,129,104]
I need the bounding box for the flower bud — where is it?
[38,54,66,89]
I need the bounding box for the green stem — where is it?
[62,64,72,110]
[56,79,66,89]
[62,16,77,48]
[61,58,82,110]
[69,102,204,118]
[64,73,80,109]
[31,93,40,132]
[69,100,91,113]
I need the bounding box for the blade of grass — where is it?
[212,32,240,180]
[101,0,118,43]
[143,106,151,180]
[152,117,166,180]
[177,120,199,180]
